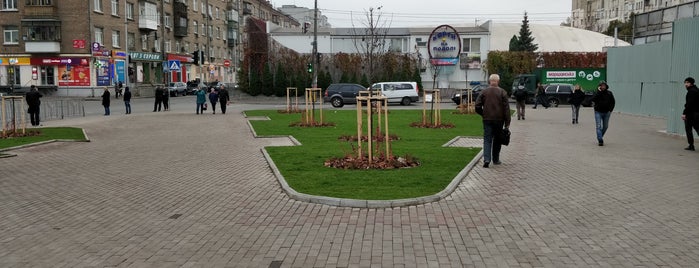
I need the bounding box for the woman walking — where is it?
[196,87,207,114]
[208,88,219,114]
[569,84,586,124]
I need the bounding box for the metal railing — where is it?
[1,97,85,128]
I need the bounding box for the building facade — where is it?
[571,0,695,32]
[0,0,298,96]
[278,4,330,28]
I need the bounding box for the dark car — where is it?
[323,83,366,108]
[451,85,483,105]
[544,83,594,107]
[207,81,225,91]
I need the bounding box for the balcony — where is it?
[174,26,187,37]
[243,7,252,15]
[139,18,158,31]
[25,41,61,53]
[22,5,58,19]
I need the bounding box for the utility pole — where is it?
[161,0,167,84]
[312,0,318,88]
[124,1,129,87]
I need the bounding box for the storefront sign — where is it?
[166,53,194,62]
[130,52,162,61]
[31,57,90,66]
[112,51,128,58]
[114,60,126,84]
[428,24,461,66]
[1,57,31,66]
[73,39,86,49]
[58,65,91,86]
[92,50,111,57]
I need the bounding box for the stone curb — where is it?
[262,149,483,208]
[0,128,91,153]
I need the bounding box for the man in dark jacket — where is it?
[682,77,699,151]
[218,85,230,114]
[475,74,511,168]
[513,85,527,120]
[25,85,43,126]
[123,86,132,114]
[153,86,164,112]
[590,81,615,146]
[532,82,548,109]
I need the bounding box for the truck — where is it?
[512,68,606,104]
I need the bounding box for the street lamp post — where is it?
[312,0,318,88]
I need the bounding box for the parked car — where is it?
[207,81,225,90]
[544,83,594,107]
[451,85,484,105]
[323,83,366,108]
[369,82,420,105]
[186,81,201,95]
[167,82,187,96]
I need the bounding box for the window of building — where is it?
[127,32,135,49]
[157,10,160,26]
[175,41,180,53]
[164,13,171,28]
[201,2,205,13]
[462,38,480,53]
[193,20,198,34]
[112,30,120,47]
[126,2,133,19]
[184,42,189,53]
[111,0,118,16]
[2,0,18,10]
[141,34,147,50]
[165,40,170,52]
[192,0,197,11]
[40,66,55,85]
[215,7,219,19]
[208,25,212,37]
[94,0,102,12]
[25,0,53,6]
[216,26,220,39]
[201,23,205,36]
[95,27,104,45]
[3,26,19,44]
[23,21,61,41]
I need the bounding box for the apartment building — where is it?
[0,0,298,96]
[571,0,695,32]
[278,4,330,28]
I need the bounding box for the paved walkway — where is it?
[1,101,698,267]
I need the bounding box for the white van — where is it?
[369,82,420,105]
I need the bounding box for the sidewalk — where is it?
[0,103,697,267]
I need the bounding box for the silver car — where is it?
[168,82,187,96]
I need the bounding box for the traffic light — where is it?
[192,50,199,65]
[307,63,313,73]
[302,22,310,34]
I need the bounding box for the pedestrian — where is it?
[218,85,230,114]
[682,77,699,151]
[123,86,132,114]
[512,84,527,120]
[532,82,549,109]
[114,82,120,99]
[117,81,123,98]
[475,74,511,168]
[153,86,163,112]
[25,85,43,126]
[590,81,615,146]
[569,84,586,124]
[162,86,170,111]
[101,87,111,116]
[208,88,219,114]
[196,86,207,114]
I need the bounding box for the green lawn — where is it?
[0,127,87,150]
[247,109,483,200]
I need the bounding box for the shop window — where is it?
[40,66,55,85]
[7,66,20,85]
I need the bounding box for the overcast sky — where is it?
[274,0,573,27]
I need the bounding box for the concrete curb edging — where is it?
[262,148,484,208]
[0,128,91,153]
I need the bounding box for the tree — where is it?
[510,12,538,52]
[509,35,521,51]
[273,63,287,97]
[261,62,274,96]
[603,16,633,43]
[352,6,389,85]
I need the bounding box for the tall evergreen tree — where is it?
[508,35,521,51]
[516,12,538,52]
[274,64,287,97]
[261,63,274,96]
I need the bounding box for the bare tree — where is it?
[351,6,390,85]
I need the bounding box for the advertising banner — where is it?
[540,68,606,91]
[96,59,111,86]
[114,60,126,85]
[58,65,91,86]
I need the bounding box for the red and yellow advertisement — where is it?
[58,65,91,86]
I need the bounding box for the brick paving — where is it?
[1,100,698,267]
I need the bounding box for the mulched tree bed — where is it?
[338,134,399,142]
[289,122,336,127]
[1,129,41,139]
[324,154,420,169]
[409,122,455,129]
[277,109,302,114]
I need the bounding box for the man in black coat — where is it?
[153,86,164,112]
[25,85,43,126]
[590,81,615,146]
[218,85,230,114]
[682,77,699,151]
